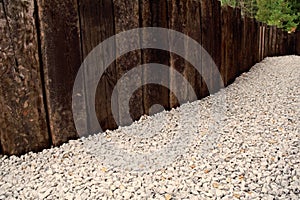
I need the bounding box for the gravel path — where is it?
[0,56,299,199]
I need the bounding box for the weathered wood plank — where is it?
[37,0,81,145]
[0,0,49,155]
[168,0,188,107]
[296,30,300,55]
[233,8,242,77]
[221,6,235,86]
[140,0,170,115]
[113,0,142,126]
[253,19,260,64]
[200,0,214,94]
[276,28,282,55]
[270,26,277,56]
[211,0,222,92]
[185,0,202,99]
[268,26,273,56]
[79,0,117,134]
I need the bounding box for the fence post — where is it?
[141,0,170,115]
[0,0,50,155]
[37,0,82,145]
[296,30,300,55]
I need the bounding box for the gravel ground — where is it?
[0,56,299,199]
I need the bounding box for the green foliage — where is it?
[220,0,300,31]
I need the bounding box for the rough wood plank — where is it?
[0,0,49,155]
[253,19,260,64]
[233,8,242,77]
[113,0,142,126]
[200,0,214,94]
[211,0,222,92]
[264,25,269,58]
[140,0,170,116]
[270,26,277,56]
[287,33,295,55]
[37,0,81,145]
[192,0,203,99]
[185,0,202,99]
[276,28,282,55]
[168,0,188,107]
[79,0,117,134]
[221,6,235,86]
[296,31,300,55]
[268,26,273,56]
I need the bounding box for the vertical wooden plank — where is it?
[233,8,242,77]
[267,25,273,57]
[200,0,214,93]
[282,31,288,55]
[276,28,282,55]
[287,33,295,55]
[168,0,188,107]
[185,0,202,99]
[0,0,49,155]
[263,24,267,59]
[253,19,260,64]
[140,0,170,115]
[193,0,203,99]
[296,30,300,55]
[241,16,249,71]
[260,24,265,60]
[79,0,117,133]
[249,18,255,67]
[37,0,81,145]
[211,0,222,92]
[113,0,142,126]
[221,6,235,86]
[271,26,277,56]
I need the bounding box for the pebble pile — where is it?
[0,56,299,199]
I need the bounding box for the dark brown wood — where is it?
[211,0,222,92]
[140,0,170,115]
[1,0,299,156]
[287,33,295,55]
[79,0,117,133]
[168,0,187,107]
[200,0,214,93]
[221,6,235,86]
[259,24,264,60]
[267,25,273,57]
[37,0,81,145]
[0,0,49,155]
[276,28,282,55]
[253,19,260,64]
[296,30,300,55]
[270,26,277,56]
[184,0,202,99]
[233,8,242,77]
[113,0,142,126]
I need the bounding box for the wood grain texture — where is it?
[113,0,142,126]
[168,0,188,107]
[221,6,235,86]
[37,0,81,145]
[253,19,260,65]
[0,0,49,155]
[233,8,242,78]
[270,26,277,56]
[140,0,170,115]
[79,0,117,133]
[200,0,213,95]
[185,0,202,99]
[211,0,222,92]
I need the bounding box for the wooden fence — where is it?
[0,0,299,155]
